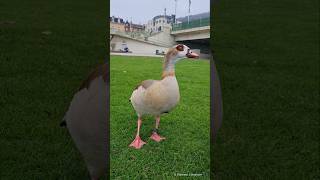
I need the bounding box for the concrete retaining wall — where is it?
[110,35,170,55]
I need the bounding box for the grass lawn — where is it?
[0,0,107,179]
[212,0,319,178]
[110,55,210,179]
[1,0,318,179]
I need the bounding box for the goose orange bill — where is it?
[186,49,199,58]
[186,52,199,58]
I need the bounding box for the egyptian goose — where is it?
[129,44,199,149]
[61,63,108,180]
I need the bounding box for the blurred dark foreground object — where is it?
[212,58,223,142]
[61,63,108,180]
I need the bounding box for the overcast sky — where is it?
[110,0,210,24]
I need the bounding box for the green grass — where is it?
[0,0,107,179]
[110,55,210,179]
[212,0,319,179]
[1,0,318,179]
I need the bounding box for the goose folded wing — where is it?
[135,79,157,90]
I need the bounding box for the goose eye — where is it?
[176,44,184,51]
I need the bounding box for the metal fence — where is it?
[172,17,210,31]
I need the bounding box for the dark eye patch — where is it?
[176,44,184,51]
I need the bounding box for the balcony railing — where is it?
[172,17,210,31]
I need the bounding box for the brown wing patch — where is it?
[134,80,156,90]
[79,63,108,91]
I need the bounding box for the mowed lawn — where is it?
[0,0,107,179]
[212,0,319,178]
[110,55,210,179]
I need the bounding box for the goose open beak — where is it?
[186,52,199,59]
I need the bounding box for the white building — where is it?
[146,15,176,33]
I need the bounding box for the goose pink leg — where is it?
[150,116,166,142]
[129,117,146,149]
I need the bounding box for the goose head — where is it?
[163,44,199,73]
[176,44,199,59]
[165,44,199,64]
